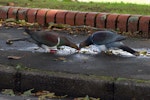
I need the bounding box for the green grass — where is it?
[0,0,150,15]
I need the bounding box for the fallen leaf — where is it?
[48,22,70,29]
[139,51,147,55]
[1,89,15,96]
[58,57,66,60]
[7,56,22,60]
[22,88,34,96]
[35,90,49,96]
[35,90,56,99]
[5,18,16,23]
[40,92,56,98]
[54,57,66,61]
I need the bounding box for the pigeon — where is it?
[79,31,139,56]
[24,28,79,52]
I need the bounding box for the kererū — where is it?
[79,31,139,56]
[6,28,79,52]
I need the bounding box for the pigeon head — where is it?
[79,36,93,49]
[59,37,79,50]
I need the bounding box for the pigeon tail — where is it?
[118,45,139,56]
[24,28,30,33]
[24,28,33,36]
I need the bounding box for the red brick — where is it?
[8,7,21,19]
[0,6,11,19]
[106,14,119,30]
[117,14,130,32]
[139,16,150,38]
[85,12,98,27]
[127,15,141,33]
[36,9,49,26]
[96,13,109,28]
[55,10,68,24]
[65,11,78,26]
[75,12,87,26]
[27,8,39,23]
[46,10,59,23]
[17,8,29,20]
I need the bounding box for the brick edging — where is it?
[0,6,150,38]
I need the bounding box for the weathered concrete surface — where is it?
[114,80,150,100]
[0,94,37,100]
[0,65,15,90]
[0,27,150,100]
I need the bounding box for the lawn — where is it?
[0,0,149,15]
[78,0,150,5]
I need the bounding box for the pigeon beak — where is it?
[69,42,79,50]
[79,37,92,49]
[79,42,86,49]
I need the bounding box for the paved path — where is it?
[0,27,150,80]
[0,27,150,100]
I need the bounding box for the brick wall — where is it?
[0,6,149,38]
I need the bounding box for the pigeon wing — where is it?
[91,31,126,45]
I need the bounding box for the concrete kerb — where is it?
[114,79,150,100]
[0,64,15,90]
[0,64,114,100]
[0,64,150,100]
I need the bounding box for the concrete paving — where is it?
[0,27,150,100]
[0,27,150,80]
[0,94,37,100]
